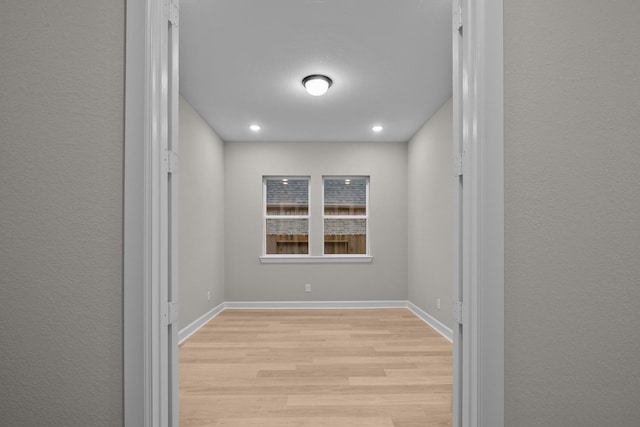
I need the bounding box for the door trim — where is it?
[124,0,167,425]
[458,0,505,425]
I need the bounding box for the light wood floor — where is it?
[179,309,452,427]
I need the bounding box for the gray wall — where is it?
[178,96,226,328]
[224,141,408,301]
[0,2,124,425]
[504,1,640,425]
[407,98,454,328]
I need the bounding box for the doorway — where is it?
[124,0,504,426]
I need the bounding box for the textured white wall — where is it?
[505,1,640,425]
[0,2,124,425]
[407,98,454,328]
[224,141,408,301]
[179,96,226,327]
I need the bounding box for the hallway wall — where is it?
[6,2,640,425]
[0,2,124,425]
[224,141,408,302]
[179,96,226,328]
[504,1,640,425]
[407,98,454,329]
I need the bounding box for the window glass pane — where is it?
[266,178,309,215]
[324,218,367,254]
[324,178,367,215]
[266,218,309,254]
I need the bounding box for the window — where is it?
[261,175,371,262]
[323,177,369,255]
[264,177,310,255]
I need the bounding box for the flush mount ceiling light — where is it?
[372,125,384,133]
[302,74,333,96]
[249,124,261,132]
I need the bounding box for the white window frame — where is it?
[322,176,370,257]
[259,175,373,264]
[262,176,311,257]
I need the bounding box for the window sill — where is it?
[259,255,373,264]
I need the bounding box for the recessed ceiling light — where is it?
[249,124,261,132]
[302,74,333,96]
[372,125,384,133]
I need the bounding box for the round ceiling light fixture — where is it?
[302,74,333,96]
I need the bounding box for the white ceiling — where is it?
[179,0,452,143]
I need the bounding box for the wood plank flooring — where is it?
[179,309,452,427]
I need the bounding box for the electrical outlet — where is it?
[207,291,211,301]
[305,284,311,293]
[437,298,441,309]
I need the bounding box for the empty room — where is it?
[177,1,455,426]
[7,1,640,426]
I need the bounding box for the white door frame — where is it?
[454,0,504,426]
[123,0,504,425]
[124,0,180,425]
[452,1,464,424]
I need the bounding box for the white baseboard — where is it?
[178,302,225,344]
[178,300,452,344]
[407,301,453,342]
[224,300,408,309]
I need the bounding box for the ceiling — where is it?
[179,0,452,143]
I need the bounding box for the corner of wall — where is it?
[407,97,454,330]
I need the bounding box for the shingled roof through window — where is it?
[266,179,309,206]
[266,177,367,207]
[324,178,367,207]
